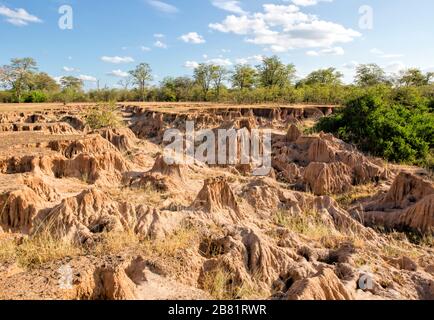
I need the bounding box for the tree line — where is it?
[1,56,433,105]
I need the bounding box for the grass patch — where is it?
[16,232,82,269]
[108,184,167,208]
[273,209,340,240]
[0,237,17,263]
[144,224,200,257]
[381,234,423,259]
[92,230,141,257]
[201,268,261,300]
[333,183,377,209]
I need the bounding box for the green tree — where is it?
[355,64,389,87]
[231,64,257,90]
[160,76,194,101]
[60,76,83,91]
[194,63,214,101]
[397,68,432,87]
[301,68,343,86]
[0,57,38,102]
[257,56,296,88]
[129,63,153,102]
[29,72,60,92]
[210,65,227,100]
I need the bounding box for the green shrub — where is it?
[85,101,123,129]
[316,93,434,165]
[0,90,14,103]
[23,90,48,103]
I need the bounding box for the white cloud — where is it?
[381,54,404,59]
[306,46,344,56]
[370,48,384,55]
[78,75,97,82]
[211,0,246,15]
[107,69,129,78]
[154,40,168,48]
[370,48,404,59]
[0,5,42,26]
[235,58,248,64]
[147,1,179,14]
[209,4,361,52]
[179,32,206,44]
[62,66,75,72]
[184,61,199,69]
[141,46,151,52]
[342,61,359,69]
[206,58,232,66]
[101,56,135,64]
[235,55,264,64]
[289,0,333,7]
[384,61,406,73]
[154,33,165,38]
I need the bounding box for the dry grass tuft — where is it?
[16,232,82,268]
[0,237,17,263]
[333,183,377,209]
[274,209,340,241]
[144,224,200,257]
[91,230,141,257]
[201,268,261,300]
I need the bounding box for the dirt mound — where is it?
[98,128,136,152]
[130,112,165,141]
[192,177,242,222]
[237,117,257,132]
[60,116,86,131]
[303,162,353,195]
[150,154,185,181]
[40,188,123,241]
[1,148,130,186]
[361,172,434,234]
[119,202,184,240]
[284,267,353,300]
[397,195,434,234]
[273,132,386,190]
[50,152,130,185]
[0,255,209,300]
[0,187,44,234]
[127,154,186,192]
[313,196,372,236]
[200,227,297,290]
[379,172,434,210]
[3,123,78,134]
[287,124,302,142]
[48,135,119,159]
[242,178,300,217]
[18,174,60,202]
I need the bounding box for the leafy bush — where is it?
[0,90,13,103]
[316,93,434,165]
[23,90,48,103]
[85,101,123,129]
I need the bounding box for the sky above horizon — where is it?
[1,0,433,89]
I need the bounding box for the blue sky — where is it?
[1,0,433,89]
